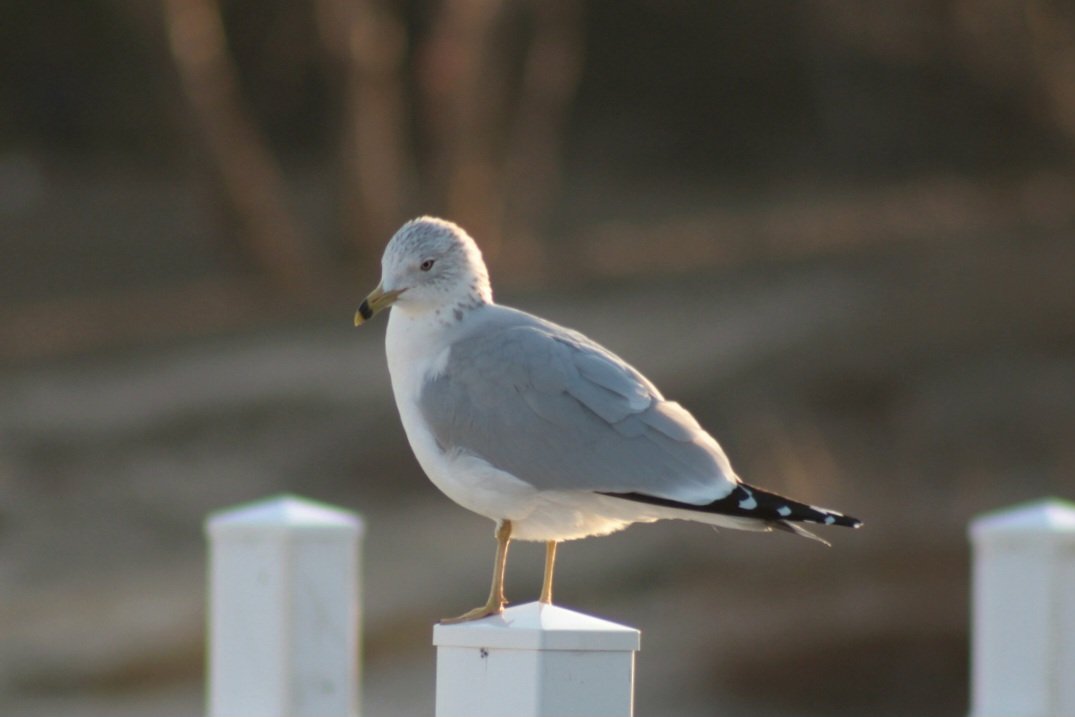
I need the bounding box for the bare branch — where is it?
[504,0,584,249]
[1025,0,1075,150]
[418,0,509,252]
[161,0,316,294]
[317,0,414,254]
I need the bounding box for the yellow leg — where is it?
[540,540,557,604]
[442,519,512,623]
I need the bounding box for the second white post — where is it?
[968,498,1075,717]
[206,494,363,717]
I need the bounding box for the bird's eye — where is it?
[420,259,435,272]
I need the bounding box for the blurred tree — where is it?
[7,0,1075,361]
[154,0,585,272]
[948,0,1075,173]
[416,0,584,264]
[418,0,507,252]
[503,0,584,259]
[316,0,413,260]
[1024,0,1075,151]
[159,0,316,294]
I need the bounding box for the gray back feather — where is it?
[418,307,737,502]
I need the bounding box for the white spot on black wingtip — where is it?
[738,487,758,510]
[824,515,836,525]
[777,505,792,517]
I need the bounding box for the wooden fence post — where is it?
[206,494,363,717]
[433,601,640,717]
[968,498,1075,717]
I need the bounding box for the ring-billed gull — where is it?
[355,217,861,623]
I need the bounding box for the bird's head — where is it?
[354,217,492,325]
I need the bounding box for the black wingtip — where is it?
[817,511,863,529]
[603,484,862,532]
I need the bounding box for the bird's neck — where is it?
[392,290,490,326]
[385,299,486,376]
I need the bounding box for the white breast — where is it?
[385,308,539,521]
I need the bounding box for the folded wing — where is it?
[419,318,738,504]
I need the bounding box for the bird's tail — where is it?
[603,482,862,545]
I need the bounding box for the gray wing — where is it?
[419,319,737,503]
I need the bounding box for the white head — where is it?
[355,217,492,324]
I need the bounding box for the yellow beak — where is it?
[354,284,404,326]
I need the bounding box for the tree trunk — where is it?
[502,0,585,273]
[317,0,414,255]
[161,0,315,294]
[505,0,584,229]
[418,0,508,252]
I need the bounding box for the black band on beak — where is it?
[358,300,374,321]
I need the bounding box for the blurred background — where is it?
[2,0,1073,715]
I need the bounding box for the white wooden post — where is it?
[206,494,364,717]
[433,601,640,717]
[968,498,1075,717]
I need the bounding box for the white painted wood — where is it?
[433,602,640,717]
[968,498,1075,717]
[206,494,364,717]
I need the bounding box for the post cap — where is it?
[969,497,1075,542]
[433,602,640,652]
[206,494,364,536]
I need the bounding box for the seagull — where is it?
[355,217,861,623]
